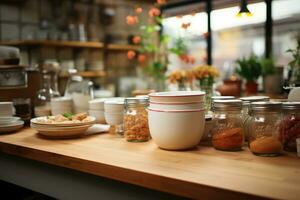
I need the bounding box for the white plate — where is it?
[31,116,96,127]
[0,116,20,124]
[0,120,24,133]
[33,125,91,138]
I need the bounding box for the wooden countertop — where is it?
[0,128,299,199]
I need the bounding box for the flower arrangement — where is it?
[167,69,193,90]
[192,65,220,112]
[125,0,196,90]
[192,65,220,86]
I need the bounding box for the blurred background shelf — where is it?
[59,71,106,78]
[0,40,104,48]
[107,44,140,51]
[0,40,139,51]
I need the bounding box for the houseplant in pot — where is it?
[261,57,283,94]
[235,55,262,94]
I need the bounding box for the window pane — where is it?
[211,2,266,79]
[162,6,207,71]
[272,0,300,66]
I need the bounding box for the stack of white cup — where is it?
[88,98,106,124]
[0,102,14,116]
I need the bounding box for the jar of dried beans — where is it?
[279,102,300,152]
[211,99,244,151]
[124,97,150,142]
[248,102,283,156]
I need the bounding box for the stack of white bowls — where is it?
[88,98,106,124]
[104,98,125,135]
[50,97,73,115]
[148,91,206,150]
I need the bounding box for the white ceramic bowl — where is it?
[104,112,124,125]
[89,98,107,110]
[104,99,125,113]
[149,101,204,110]
[149,91,205,103]
[89,110,106,124]
[148,109,205,150]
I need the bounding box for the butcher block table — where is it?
[0,128,299,200]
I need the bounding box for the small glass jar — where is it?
[124,97,150,142]
[279,102,300,152]
[240,96,270,140]
[248,102,283,156]
[211,99,244,151]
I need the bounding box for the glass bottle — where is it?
[34,74,52,117]
[279,102,300,152]
[124,97,150,142]
[248,102,283,156]
[211,99,244,151]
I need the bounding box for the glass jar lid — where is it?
[282,102,300,111]
[212,99,242,111]
[125,97,149,108]
[250,102,282,113]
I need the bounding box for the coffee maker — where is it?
[0,46,40,106]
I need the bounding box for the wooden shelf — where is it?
[0,40,104,48]
[107,44,140,51]
[0,40,139,51]
[59,71,106,78]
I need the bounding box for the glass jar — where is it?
[211,99,244,151]
[240,96,270,140]
[124,97,150,142]
[279,102,300,152]
[248,102,283,156]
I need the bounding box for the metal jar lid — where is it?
[211,96,235,101]
[240,96,270,102]
[212,99,242,111]
[282,102,300,111]
[249,102,282,113]
[125,97,149,108]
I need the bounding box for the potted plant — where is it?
[235,55,262,94]
[261,57,283,94]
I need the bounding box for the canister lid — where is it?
[125,97,149,107]
[212,99,242,111]
[282,102,300,110]
[250,102,282,113]
[211,96,235,101]
[240,96,270,102]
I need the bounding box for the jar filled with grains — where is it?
[124,97,150,142]
[211,99,244,151]
[248,102,283,156]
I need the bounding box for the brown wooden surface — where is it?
[0,40,139,51]
[0,128,299,199]
[58,71,106,78]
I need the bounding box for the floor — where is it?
[0,180,55,200]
